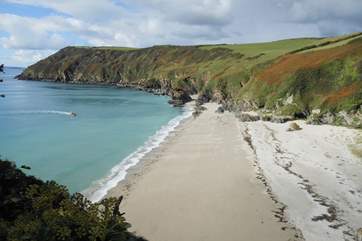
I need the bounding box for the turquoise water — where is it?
[0,67,184,197]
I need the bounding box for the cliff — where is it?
[18,33,362,127]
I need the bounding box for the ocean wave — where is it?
[83,104,194,202]
[1,110,74,116]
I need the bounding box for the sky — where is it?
[1,0,362,67]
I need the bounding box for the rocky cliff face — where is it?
[17,46,242,87]
[17,34,362,127]
[17,45,244,105]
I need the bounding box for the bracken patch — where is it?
[258,40,362,85]
[324,83,360,104]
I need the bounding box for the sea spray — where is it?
[83,103,193,202]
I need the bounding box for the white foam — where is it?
[83,104,194,202]
[2,110,73,116]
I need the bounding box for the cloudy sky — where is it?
[1,0,362,67]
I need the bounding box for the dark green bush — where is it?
[0,160,146,241]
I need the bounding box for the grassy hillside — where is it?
[18,32,362,126]
[245,36,362,117]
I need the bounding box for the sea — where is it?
[0,67,192,201]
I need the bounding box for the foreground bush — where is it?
[0,160,146,241]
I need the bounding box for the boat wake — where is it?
[2,110,74,116]
[83,104,194,202]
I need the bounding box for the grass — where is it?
[72,46,138,51]
[94,46,138,51]
[236,35,362,117]
[300,32,362,53]
[199,38,326,66]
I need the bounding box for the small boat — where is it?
[0,94,5,98]
[0,64,4,73]
[70,112,77,117]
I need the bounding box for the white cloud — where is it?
[287,0,362,22]
[1,0,362,66]
[0,14,72,49]
[131,0,233,26]
[275,0,362,35]
[3,49,55,67]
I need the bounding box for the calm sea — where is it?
[0,67,190,201]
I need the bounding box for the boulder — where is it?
[168,89,192,107]
[215,106,225,113]
[236,112,261,122]
[197,94,211,105]
[287,122,302,131]
[269,115,294,123]
[320,112,335,124]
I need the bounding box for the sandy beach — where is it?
[107,103,302,241]
[242,120,362,241]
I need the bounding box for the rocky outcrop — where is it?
[307,109,362,128]
[235,111,294,124]
[168,89,192,107]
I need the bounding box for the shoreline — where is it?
[16,77,173,97]
[83,102,194,202]
[105,108,196,200]
[106,102,303,241]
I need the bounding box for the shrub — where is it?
[0,160,146,241]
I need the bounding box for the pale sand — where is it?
[243,120,362,241]
[107,103,301,241]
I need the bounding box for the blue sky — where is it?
[1,0,362,67]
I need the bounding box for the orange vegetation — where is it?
[324,83,359,104]
[258,40,362,84]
